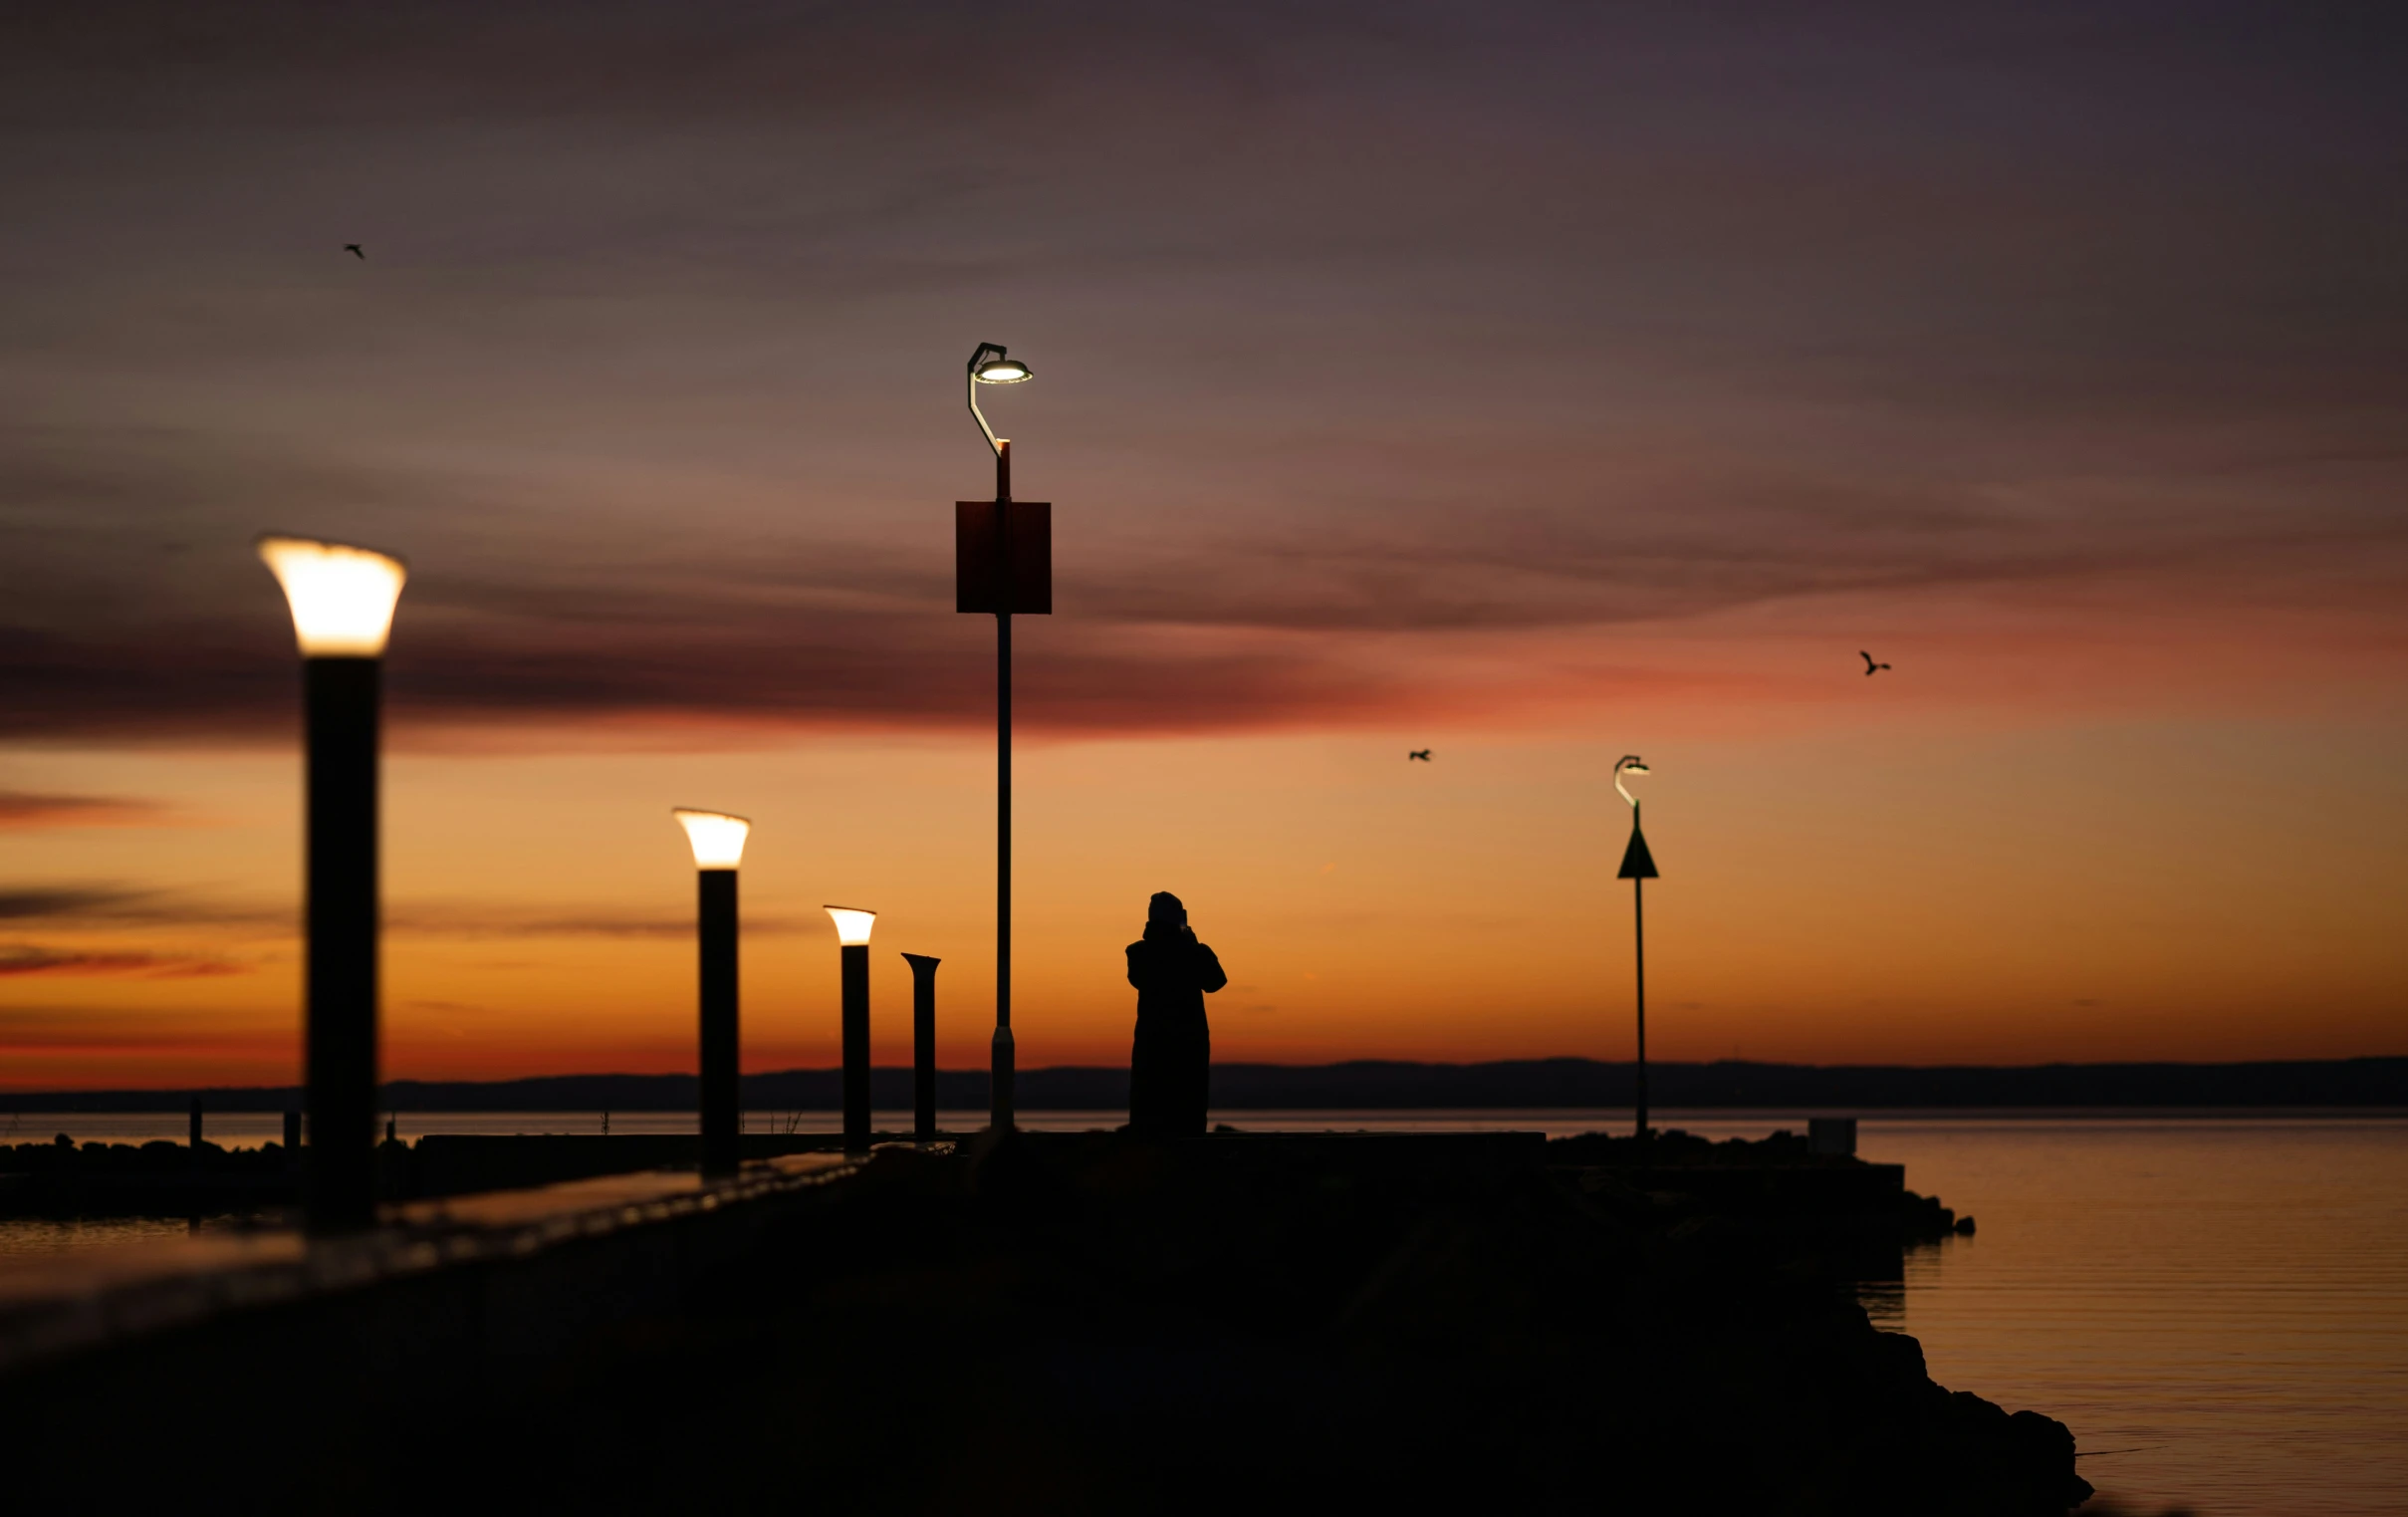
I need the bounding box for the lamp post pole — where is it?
[1632,817,1647,1141]
[674,810,751,1179]
[698,868,739,1176]
[959,343,1044,1133]
[827,908,878,1152]
[843,940,870,1150]
[259,535,406,1234]
[1613,757,1659,1151]
[994,434,1015,1133]
[306,647,380,1223]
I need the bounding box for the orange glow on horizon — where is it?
[6,693,2405,1091]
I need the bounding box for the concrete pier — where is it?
[0,1152,857,1381]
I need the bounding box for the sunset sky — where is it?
[4,2,2404,1090]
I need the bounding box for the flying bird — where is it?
[344,244,364,259]
[1408,749,1431,762]
[1860,651,1890,676]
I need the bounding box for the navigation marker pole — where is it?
[1613,757,1659,1152]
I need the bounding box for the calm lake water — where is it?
[6,1110,2402,1514]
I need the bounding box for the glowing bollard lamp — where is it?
[1613,756,1661,1148]
[675,809,751,1178]
[257,534,407,1232]
[827,907,877,1151]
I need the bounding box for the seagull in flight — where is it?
[1860,650,1891,676]
[344,244,365,260]
[1408,749,1432,762]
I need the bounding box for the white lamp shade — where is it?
[673,809,751,869]
[824,906,876,945]
[1613,758,1650,809]
[256,535,408,656]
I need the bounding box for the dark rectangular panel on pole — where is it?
[303,655,379,1232]
[903,954,940,1140]
[697,869,739,1178]
[842,943,871,1151]
[955,501,1052,614]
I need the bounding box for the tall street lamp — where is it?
[826,906,877,1152]
[1614,756,1660,1147]
[675,809,751,1178]
[956,342,1049,1133]
[257,534,407,1232]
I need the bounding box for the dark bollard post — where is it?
[698,872,738,1174]
[827,908,877,1152]
[259,535,407,1234]
[189,1096,203,1150]
[305,654,380,1226]
[674,810,752,1179]
[902,954,941,1139]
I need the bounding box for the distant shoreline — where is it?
[5,1056,2401,1112]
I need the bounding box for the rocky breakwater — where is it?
[0,1131,2088,1512]
[0,1135,296,1216]
[1550,1126,1977,1265]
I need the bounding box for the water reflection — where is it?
[0,1215,232,1257]
[1856,1120,2408,1517]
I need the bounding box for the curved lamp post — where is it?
[1613,756,1660,1147]
[675,809,750,1177]
[958,342,1048,1134]
[825,907,877,1151]
[257,534,407,1232]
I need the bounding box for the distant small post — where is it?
[188,1096,203,1150]
[1613,756,1659,1148]
[902,954,941,1140]
[828,908,878,1152]
[257,534,408,1233]
[674,808,752,1179]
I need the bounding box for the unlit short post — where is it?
[188,1096,203,1150]
[903,954,941,1140]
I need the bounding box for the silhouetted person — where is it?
[1126,891,1226,1138]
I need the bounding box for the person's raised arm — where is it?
[1195,943,1228,994]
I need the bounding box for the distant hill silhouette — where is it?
[5,1057,2403,1113]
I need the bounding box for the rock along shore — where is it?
[1,1129,2088,1514]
